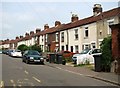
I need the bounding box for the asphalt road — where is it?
[0,54,118,87]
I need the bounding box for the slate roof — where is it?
[1,7,120,44]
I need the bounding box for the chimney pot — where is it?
[93,4,102,16]
[30,31,34,35]
[20,36,23,38]
[44,24,49,30]
[25,33,29,36]
[71,14,79,22]
[16,36,19,39]
[36,29,41,33]
[55,21,61,26]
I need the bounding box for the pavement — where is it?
[45,61,120,86]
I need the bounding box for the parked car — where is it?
[7,49,14,56]
[72,49,101,65]
[22,50,44,64]
[2,49,9,54]
[10,50,22,57]
[0,50,2,54]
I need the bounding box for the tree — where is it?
[17,44,29,52]
[100,36,112,72]
[29,44,42,53]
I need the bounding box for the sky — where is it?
[0,0,119,40]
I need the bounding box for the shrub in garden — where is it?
[100,36,112,72]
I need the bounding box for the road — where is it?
[0,54,118,87]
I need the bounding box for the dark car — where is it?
[2,49,13,55]
[22,50,44,64]
[2,49,9,54]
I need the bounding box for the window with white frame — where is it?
[61,32,64,42]
[74,29,79,40]
[45,34,48,42]
[82,44,90,50]
[56,32,59,42]
[42,35,44,42]
[75,45,79,53]
[61,46,64,51]
[107,19,114,34]
[84,27,89,38]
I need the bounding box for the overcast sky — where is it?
[0,0,119,40]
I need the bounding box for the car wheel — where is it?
[26,59,29,64]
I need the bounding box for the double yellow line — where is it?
[0,81,4,88]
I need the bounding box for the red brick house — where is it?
[44,21,64,52]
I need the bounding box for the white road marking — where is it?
[24,70,29,75]
[56,66,84,76]
[32,77,41,83]
[0,81,4,88]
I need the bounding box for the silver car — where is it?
[72,49,101,64]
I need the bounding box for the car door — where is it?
[23,51,28,61]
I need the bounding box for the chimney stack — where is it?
[93,4,102,16]
[20,36,23,38]
[30,31,34,35]
[6,39,9,41]
[55,21,61,27]
[25,33,29,37]
[71,14,79,22]
[16,36,19,39]
[44,24,49,30]
[36,29,41,33]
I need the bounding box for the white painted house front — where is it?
[39,34,45,52]
[81,23,97,50]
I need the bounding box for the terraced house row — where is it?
[0,4,120,53]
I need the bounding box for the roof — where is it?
[60,7,120,31]
[1,7,120,44]
[44,24,65,34]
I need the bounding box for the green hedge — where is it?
[100,36,112,72]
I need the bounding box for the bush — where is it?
[100,36,112,72]
[17,44,29,52]
[29,44,42,53]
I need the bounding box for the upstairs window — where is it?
[42,35,44,42]
[45,34,48,42]
[56,33,59,42]
[107,19,114,34]
[61,32,64,42]
[74,29,79,40]
[84,27,89,38]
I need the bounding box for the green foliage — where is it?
[74,64,85,67]
[17,44,29,51]
[63,57,72,62]
[29,44,42,53]
[100,36,112,71]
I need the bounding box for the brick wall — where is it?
[110,23,120,74]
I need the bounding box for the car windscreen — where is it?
[15,50,21,52]
[80,49,90,54]
[28,51,40,55]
